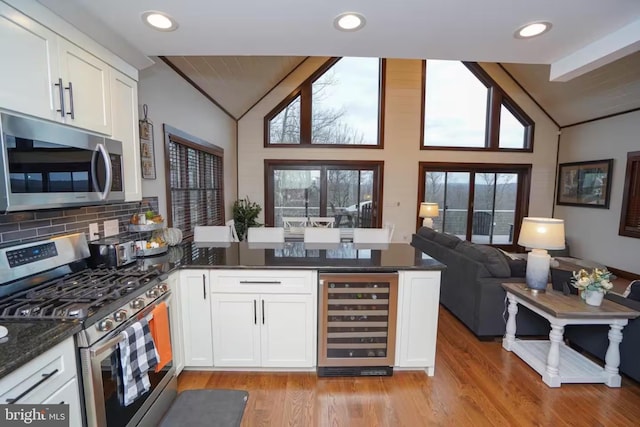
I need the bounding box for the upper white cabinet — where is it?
[110,68,142,201]
[57,37,111,135]
[0,3,111,134]
[0,2,60,121]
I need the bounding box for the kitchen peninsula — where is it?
[164,242,445,377]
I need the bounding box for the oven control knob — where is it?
[96,318,114,332]
[157,283,169,293]
[146,288,160,299]
[114,310,128,322]
[130,298,145,310]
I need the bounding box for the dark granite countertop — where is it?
[0,320,82,381]
[0,242,442,379]
[143,241,446,272]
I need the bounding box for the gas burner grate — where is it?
[0,266,164,320]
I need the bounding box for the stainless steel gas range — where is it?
[0,233,177,427]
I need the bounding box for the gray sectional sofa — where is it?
[411,227,549,338]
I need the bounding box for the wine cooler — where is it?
[317,273,398,377]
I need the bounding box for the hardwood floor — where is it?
[177,307,640,426]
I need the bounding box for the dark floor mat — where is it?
[159,389,249,427]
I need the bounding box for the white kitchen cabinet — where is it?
[211,292,314,368]
[110,68,142,202]
[180,270,213,367]
[0,337,82,427]
[57,37,111,135]
[210,269,316,368]
[211,293,261,366]
[167,271,184,375]
[0,2,60,121]
[394,270,441,374]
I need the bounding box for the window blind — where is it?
[167,132,224,237]
[620,153,640,238]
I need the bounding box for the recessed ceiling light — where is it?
[514,21,552,39]
[142,11,178,32]
[333,12,366,32]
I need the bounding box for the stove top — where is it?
[0,266,164,320]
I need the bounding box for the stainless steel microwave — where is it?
[0,112,124,212]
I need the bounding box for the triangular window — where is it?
[266,57,384,147]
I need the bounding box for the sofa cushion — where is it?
[417,227,437,240]
[455,241,510,278]
[432,232,461,249]
[507,259,527,277]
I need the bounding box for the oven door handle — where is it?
[91,333,126,358]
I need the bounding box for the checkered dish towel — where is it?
[118,318,159,406]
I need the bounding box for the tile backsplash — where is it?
[0,197,159,248]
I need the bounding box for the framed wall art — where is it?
[556,159,613,208]
[139,104,156,179]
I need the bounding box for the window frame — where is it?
[264,57,386,148]
[420,61,535,152]
[417,161,532,250]
[164,124,225,238]
[619,151,640,238]
[264,159,384,227]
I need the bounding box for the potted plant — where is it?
[571,268,614,306]
[232,197,262,241]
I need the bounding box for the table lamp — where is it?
[518,217,565,293]
[419,202,439,228]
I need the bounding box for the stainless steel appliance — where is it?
[0,112,125,212]
[88,237,137,268]
[0,234,176,427]
[317,272,398,377]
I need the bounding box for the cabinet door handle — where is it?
[253,300,257,325]
[65,81,75,119]
[239,280,281,285]
[202,274,206,299]
[6,369,59,404]
[262,299,265,324]
[54,78,65,117]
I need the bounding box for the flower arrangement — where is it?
[571,268,614,294]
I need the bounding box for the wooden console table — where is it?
[502,283,640,387]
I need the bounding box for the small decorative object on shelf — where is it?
[130,203,168,256]
[570,268,613,306]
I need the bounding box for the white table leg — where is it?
[543,323,564,387]
[604,321,626,387]
[502,294,518,351]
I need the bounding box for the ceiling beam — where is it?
[549,19,640,82]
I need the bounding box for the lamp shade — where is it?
[419,202,439,218]
[518,217,565,250]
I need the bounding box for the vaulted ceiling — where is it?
[36,0,640,126]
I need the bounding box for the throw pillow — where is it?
[455,241,510,278]
[417,227,437,240]
[624,280,640,301]
[432,232,461,249]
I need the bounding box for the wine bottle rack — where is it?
[318,273,398,369]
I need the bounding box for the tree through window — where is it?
[266,58,384,147]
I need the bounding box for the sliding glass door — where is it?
[265,161,383,228]
[419,163,531,248]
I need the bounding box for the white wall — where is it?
[138,58,237,220]
[555,110,640,274]
[237,58,559,242]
